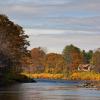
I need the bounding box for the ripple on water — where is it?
[0,81,100,100]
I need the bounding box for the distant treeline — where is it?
[24,45,100,74]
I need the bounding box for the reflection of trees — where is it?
[0,83,98,100]
[0,93,19,100]
[0,84,45,100]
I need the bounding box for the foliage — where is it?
[31,47,46,73]
[62,44,83,71]
[70,71,100,80]
[82,50,93,64]
[0,14,29,76]
[91,49,100,73]
[22,73,65,79]
[44,53,67,74]
[23,46,100,81]
[22,72,100,81]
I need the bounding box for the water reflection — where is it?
[0,81,100,100]
[0,93,20,100]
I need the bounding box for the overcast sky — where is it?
[0,0,100,53]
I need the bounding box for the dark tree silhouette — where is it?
[0,14,30,76]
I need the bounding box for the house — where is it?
[78,64,94,72]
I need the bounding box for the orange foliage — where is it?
[62,44,83,70]
[70,72,100,81]
[21,72,100,81]
[44,53,67,73]
[31,47,46,73]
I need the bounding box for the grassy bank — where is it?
[70,72,100,81]
[21,71,100,81]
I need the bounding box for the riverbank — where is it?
[21,72,100,88]
[22,71,100,81]
[0,74,36,86]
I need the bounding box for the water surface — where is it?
[0,79,100,100]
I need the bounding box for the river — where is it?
[0,79,100,100]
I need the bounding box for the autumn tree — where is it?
[82,50,93,64]
[62,44,83,71]
[31,47,46,73]
[0,14,29,76]
[91,48,100,73]
[44,53,67,74]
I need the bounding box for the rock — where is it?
[78,81,100,88]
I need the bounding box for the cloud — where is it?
[47,16,100,31]
[0,0,100,52]
[0,0,100,32]
[24,28,100,36]
[25,28,100,53]
[1,0,100,16]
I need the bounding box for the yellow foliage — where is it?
[21,73,64,79]
[70,71,100,80]
[21,71,100,81]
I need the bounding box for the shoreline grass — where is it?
[21,71,100,81]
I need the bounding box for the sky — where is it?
[0,0,100,53]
